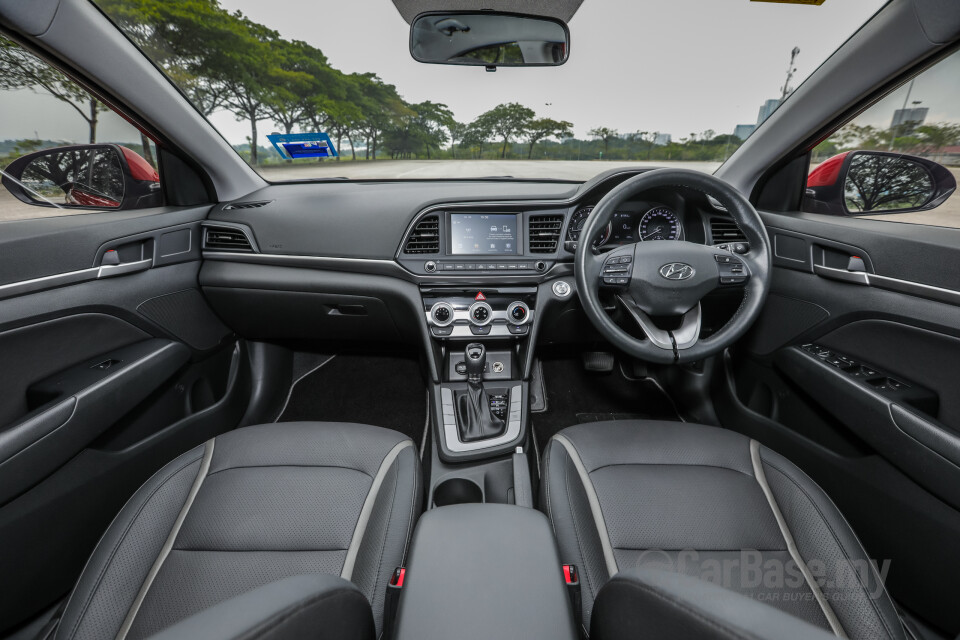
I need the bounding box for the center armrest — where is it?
[394,504,578,640]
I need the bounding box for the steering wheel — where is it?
[574,169,771,364]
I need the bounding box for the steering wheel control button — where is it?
[506,301,530,325]
[552,280,572,298]
[601,256,633,287]
[468,301,493,326]
[430,302,455,326]
[717,258,748,286]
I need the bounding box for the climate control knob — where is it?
[430,302,455,327]
[506,301,530,325]
[468,301,493,326]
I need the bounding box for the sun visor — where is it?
[391,0,583,24]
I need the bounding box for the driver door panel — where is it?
[718,212,960,633]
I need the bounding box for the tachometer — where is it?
[568,206,612,246]
[639,207,681,241]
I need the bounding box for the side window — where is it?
[804,49,960,229]
[0,35,162,221]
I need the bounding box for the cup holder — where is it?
[433,477,483,507]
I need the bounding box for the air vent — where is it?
[528,214,564,253]
[223,200,272,210]
[710,218,746,244]
[204,226,254,252]
[404,215,440,254]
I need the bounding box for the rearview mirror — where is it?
[804,150,956,216]
[410,12,569,68]
[1,144,161,210]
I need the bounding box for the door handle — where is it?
[97,257,153,279]
[812,264,869,285]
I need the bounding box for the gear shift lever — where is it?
[456,343,505,442]
[464,343,486,384]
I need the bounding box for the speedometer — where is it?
[639,207,682,241]
[568,206,612,246]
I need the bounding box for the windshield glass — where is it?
[93,0,886,182]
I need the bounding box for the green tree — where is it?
[462,119,493,159]
[353,74,411,160]
[524,118,573,159]
[917,123,960,160]
[215,15,293,165]
[448,121,468,159]
[0,36,106,143]
[95,0,241,116]
[409,101,454,159]
[264,40,337,138]
[588,127,619,157]
[475,103,535,158]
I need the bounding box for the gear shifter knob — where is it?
[464,343,486,383]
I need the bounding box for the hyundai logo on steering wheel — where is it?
[659,262,695,280]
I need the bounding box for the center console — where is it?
[428,292,528,464]
[400,207,574,508]
[421,286,540,464]
[392,504,578,640]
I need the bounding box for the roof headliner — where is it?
[391,0,584,24]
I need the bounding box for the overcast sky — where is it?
[2,0,941,146]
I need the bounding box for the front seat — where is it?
[541,420,906,639]
[54,421,421,640]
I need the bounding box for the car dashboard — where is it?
[199,168,747,393]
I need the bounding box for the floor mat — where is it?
[277,353,427,447]
[531,356,679,460]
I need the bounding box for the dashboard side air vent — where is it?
[528,214,564,253]
[203,225,255,252]
[223,200,272,210]
[404,215,440,254]
[709,218,746,244]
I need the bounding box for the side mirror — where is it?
[1,144,161,211]
[410,11,569,68]
[804,150,956,216]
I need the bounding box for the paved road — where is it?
[3,159,959,228]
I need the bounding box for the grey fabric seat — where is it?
[56,421,421,640]
[541,420,906,640]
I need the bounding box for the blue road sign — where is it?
[267,132,339,159]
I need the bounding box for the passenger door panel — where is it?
[0,207,246,633]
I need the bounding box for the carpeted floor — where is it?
[277,353,427,447]
[531,356,680,458]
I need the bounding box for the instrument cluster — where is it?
[566,203,685,248]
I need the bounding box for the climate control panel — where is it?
[423,287,536,339]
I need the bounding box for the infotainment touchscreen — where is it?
[449,213,519,255]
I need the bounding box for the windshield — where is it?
[93,0,886,182]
